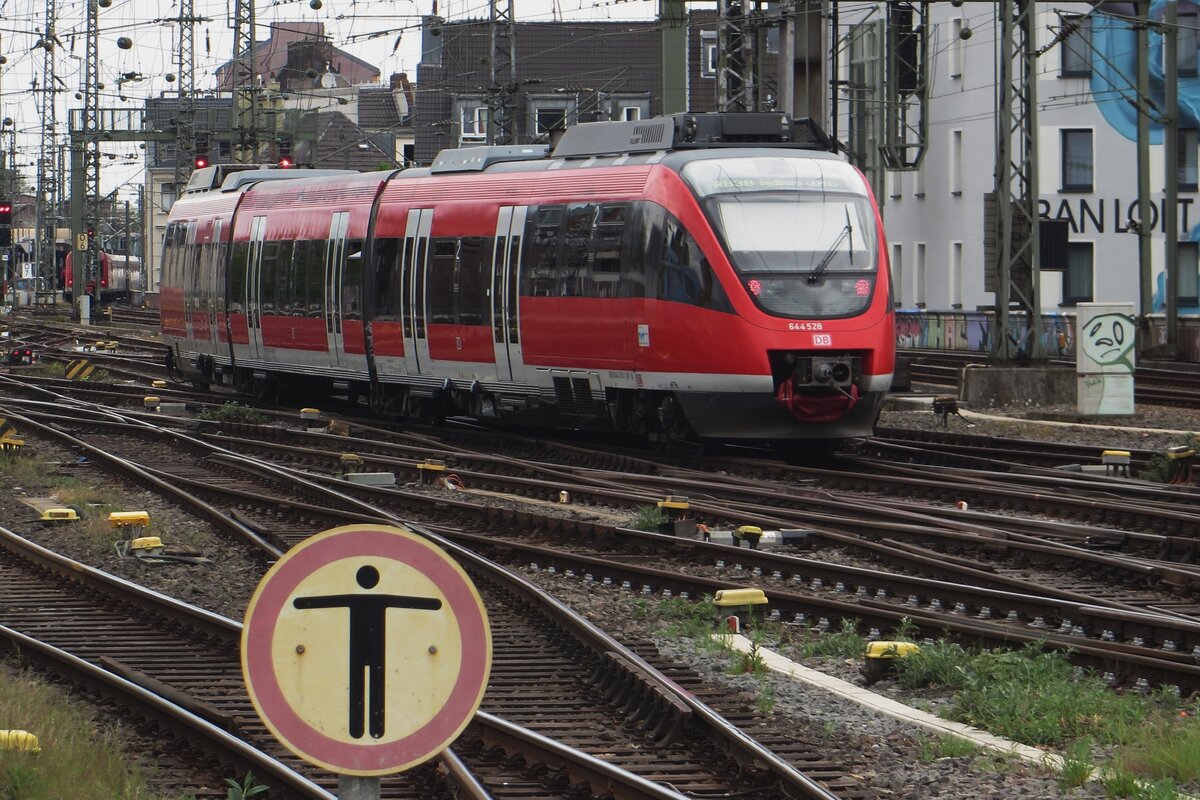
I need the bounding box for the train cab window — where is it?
[643,205,732,312]
[429,239,458,324]
[343,240,364,320]
[372,237,401,321]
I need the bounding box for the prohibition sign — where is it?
[241,524,492,775]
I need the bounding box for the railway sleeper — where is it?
[589,650,691,745]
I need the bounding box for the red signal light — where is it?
[194,155,209,169]
[277,157,293,168]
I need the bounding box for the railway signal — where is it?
[0,200,11,247]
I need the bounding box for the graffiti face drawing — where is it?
[1081,313,1136,372]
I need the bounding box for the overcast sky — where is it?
[0,0,667,200]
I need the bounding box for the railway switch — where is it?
[39,507,79,524]
[657,495,693,536]
[129,536,165,556]
[733,525,764,549]
[417,459,446,485]
[1102,450,1131,477]
[714,587,767,632]
[862,641,921,684]
[0,730,40,753]
[109,510,149,539]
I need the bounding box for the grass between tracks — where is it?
[643,597,1200,799]
[0,661,172,800]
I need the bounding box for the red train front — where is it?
[161,113,894,445]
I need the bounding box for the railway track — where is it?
[0,398,862,797]
[6,385,1200,696]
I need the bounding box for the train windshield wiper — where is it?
[807,208,854,282]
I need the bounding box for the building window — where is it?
[891,243,903,306]
[528,95,577,143]
[1063,242,1094,305]
[1061,129,1094,192]
[1180,8,1198,76]
[1181,242,1200,306]
[950,241,963,308]
[949,18,964,79]
[950,129,963,196]
[602,93,651,122]
[914,242,926,306]
[700,31,718,78]
[913,157,926,197]
[1180,128,1198,190]
[1060,14,1092,77]
[160,183,178,213]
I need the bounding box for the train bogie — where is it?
[161,114,895,445]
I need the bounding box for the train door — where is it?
[245,216,267,361]
[324,212,350,369]
[400,208,433,374]
[491,206,527,382]
[183,222,201,343]
[206,219,224,350]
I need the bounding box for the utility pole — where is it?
[487,0,515,145]
[660,0,688,115]
[34,0,58,307]
[233,0,260,162]
[71,0,103,319]
[717,0,755,111]
[1137,1,1153,323]
[1164,0,1179,347]
[175,0,197,194]
[991,0,1043,361]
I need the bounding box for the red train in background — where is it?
[63,251,144,304]
[160,113,895,446]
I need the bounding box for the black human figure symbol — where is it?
[292,564,442,739]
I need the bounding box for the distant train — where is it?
[63,251,144,304]
[160,113,895,446]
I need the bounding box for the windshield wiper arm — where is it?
[808,222,852,282]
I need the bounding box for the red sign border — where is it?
[241,524,491,775]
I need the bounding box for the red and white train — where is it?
[63,251,145,304]
[160,113,894,445]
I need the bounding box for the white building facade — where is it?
[837,1,1200,317]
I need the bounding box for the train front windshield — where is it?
[682,156,879,319]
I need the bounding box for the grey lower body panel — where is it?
[675,389,886,440]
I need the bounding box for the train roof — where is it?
[417,113,842,178]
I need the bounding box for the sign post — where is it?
[242,524,492,793]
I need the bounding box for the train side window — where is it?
[373,237,401,321]
[560,204,592,297]
[458,236,488,324]
[656,214,732,312]
[284,241,303,315]
[274,241,298,315]
[343,239,364,320]
[162,223,176,288]
[590,203,625,298]
[428,238,457,324]
[260,241,280,314]
[229,240,249,313]
[619,204,647,299]
[300,241,323,317]
[523,205,563,296]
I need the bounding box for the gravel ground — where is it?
[5,404,1199,799]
